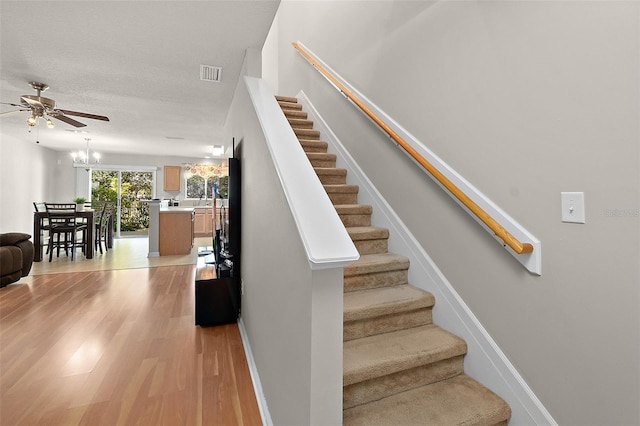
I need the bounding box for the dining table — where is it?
[33,209,113,262]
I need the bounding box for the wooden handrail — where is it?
[293,41,533,255]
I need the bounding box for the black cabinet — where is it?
[195,276,240,326]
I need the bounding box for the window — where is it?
[186,174,211,199]
[184,163,228,200]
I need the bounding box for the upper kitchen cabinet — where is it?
[164,166,181,192]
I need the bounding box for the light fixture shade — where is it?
[26,114,37,126]
[71,138,100,169]
[212,145,224,156]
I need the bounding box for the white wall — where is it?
[262,11,279,93]
[0,134,59,234]
[269,1,640,425]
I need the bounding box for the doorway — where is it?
[91,170,153,237]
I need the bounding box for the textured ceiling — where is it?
[0,0,279,159]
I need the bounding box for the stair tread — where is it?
[324,184,358,193]
[344,253,409,276]
[300,140,328,146]
[299,138,328,143]
[275,95,298,103]
[294,128,319,135]
[306,152,336,159]
[288,118,314,128]
[344,325,466,386]
[314,167,346,175]
[334,204,373,214]
[278,100,302,110]
[343,374,511,426]
[347,226,389,241]
[282,109,307,118]
[344,284,434,322]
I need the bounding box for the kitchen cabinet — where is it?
[159,209,194,255]
[164,165,181,192]
[194,208,213,237]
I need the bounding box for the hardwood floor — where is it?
[0,241,261,425]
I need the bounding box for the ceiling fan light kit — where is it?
[1,81,110,130]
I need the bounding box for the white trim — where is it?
[294,41,541,275]
[297,91,557,425]
[244,76,359,270]
[74,163,158,172]
[238,318,272,426]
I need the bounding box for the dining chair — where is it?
[44,203,88,261]
[33,201,51,255]
[94,202,113,254]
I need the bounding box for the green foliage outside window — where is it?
[186,174,228,200]
[91,170,152,232]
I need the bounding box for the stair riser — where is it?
[317,174,347,185]
[283,110,308,119]
[344,270,408,292]
[339,214,371,227]
[294,128,320,140]
[353,239,388,255]
[344,308,433,342]
[309,158,336,168]
[328,192,358,205]
[301,143,328,154]
[289,119,314,129]
[343,356,464,410]
[278,101,302,110]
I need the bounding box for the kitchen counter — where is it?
[160,207,195,214]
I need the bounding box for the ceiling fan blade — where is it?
[0,102,24,108]
[52,114,87,128]
[57,109,110,122]
[0,109,28,117]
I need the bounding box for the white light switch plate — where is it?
[561,192,585,223]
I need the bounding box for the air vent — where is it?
[200,65,222,82]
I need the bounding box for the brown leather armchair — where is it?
[0,233,34,287]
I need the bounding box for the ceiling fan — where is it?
[0,81,109,128]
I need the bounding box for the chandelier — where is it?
[71,138,100,170]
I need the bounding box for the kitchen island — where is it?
[148,201,194,256]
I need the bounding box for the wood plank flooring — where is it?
[0,264,261,426]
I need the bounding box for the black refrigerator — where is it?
[195,156,241,326]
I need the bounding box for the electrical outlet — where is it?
[561,192,585,223]
[240,279,244,296]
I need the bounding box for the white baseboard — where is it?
[297,90,556,426]
[238,318,273,426]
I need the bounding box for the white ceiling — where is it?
[0,0,280,159]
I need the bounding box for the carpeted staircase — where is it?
[277,95,512,425]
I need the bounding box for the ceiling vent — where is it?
[200,65,222,82]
